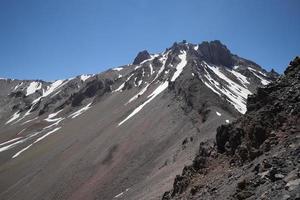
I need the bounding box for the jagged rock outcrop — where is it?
[197,40,234,68]
[133,50,151,65]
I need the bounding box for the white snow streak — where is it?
[112,74,134,93]
[0,130,43,153]
[118,82,168,126]
[226,120,230,123]
[171,51,187,82]
[21,117,38,125]
[137,80,142,87]
[35,127,61,143]
[6,111,21,124]
[228,68,250,86]
[113,67,123,71]
[114,192,124,198]
[149,64,154,75]
[12,144,33,158]
[248,67,270,85]
[69,103,92,119]
[0,140,24,153]
[126,83,150,104]
[13,82,23,91]
[114,188,130,198]
[216,111,221,116]
[12,127,61,158]
[0,137,22,147]
[45,110,63,121]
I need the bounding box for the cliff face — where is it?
[163,57,300,200]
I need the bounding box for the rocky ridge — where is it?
[162,57,300,200]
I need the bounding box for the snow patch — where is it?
[80,74,92,82]
[226,120,230,123]
[26,82,42,96]
[113,67,123,71]
[69,103,92,119]
[216,111,221,116]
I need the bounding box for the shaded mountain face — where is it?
[0,41,277,200]
[163,57,299,200]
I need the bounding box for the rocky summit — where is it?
[0,40,279,200]
[163,57,300,200]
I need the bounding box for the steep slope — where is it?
[0,41,277,200]
[163,57,299,200]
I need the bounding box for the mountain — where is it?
[163,57,300,200]
[0,40,277,200]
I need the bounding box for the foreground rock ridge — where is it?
[0,40,277,200]
[163,57,300,200]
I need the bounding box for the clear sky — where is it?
[0,0,299,81]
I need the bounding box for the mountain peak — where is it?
[133,50,151,65]
[197,40,234,68]
[285,56,300,76]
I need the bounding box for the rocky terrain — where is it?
[163,57,300,200]
[0,40,278,200]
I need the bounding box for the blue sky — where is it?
[0,0,299,81]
